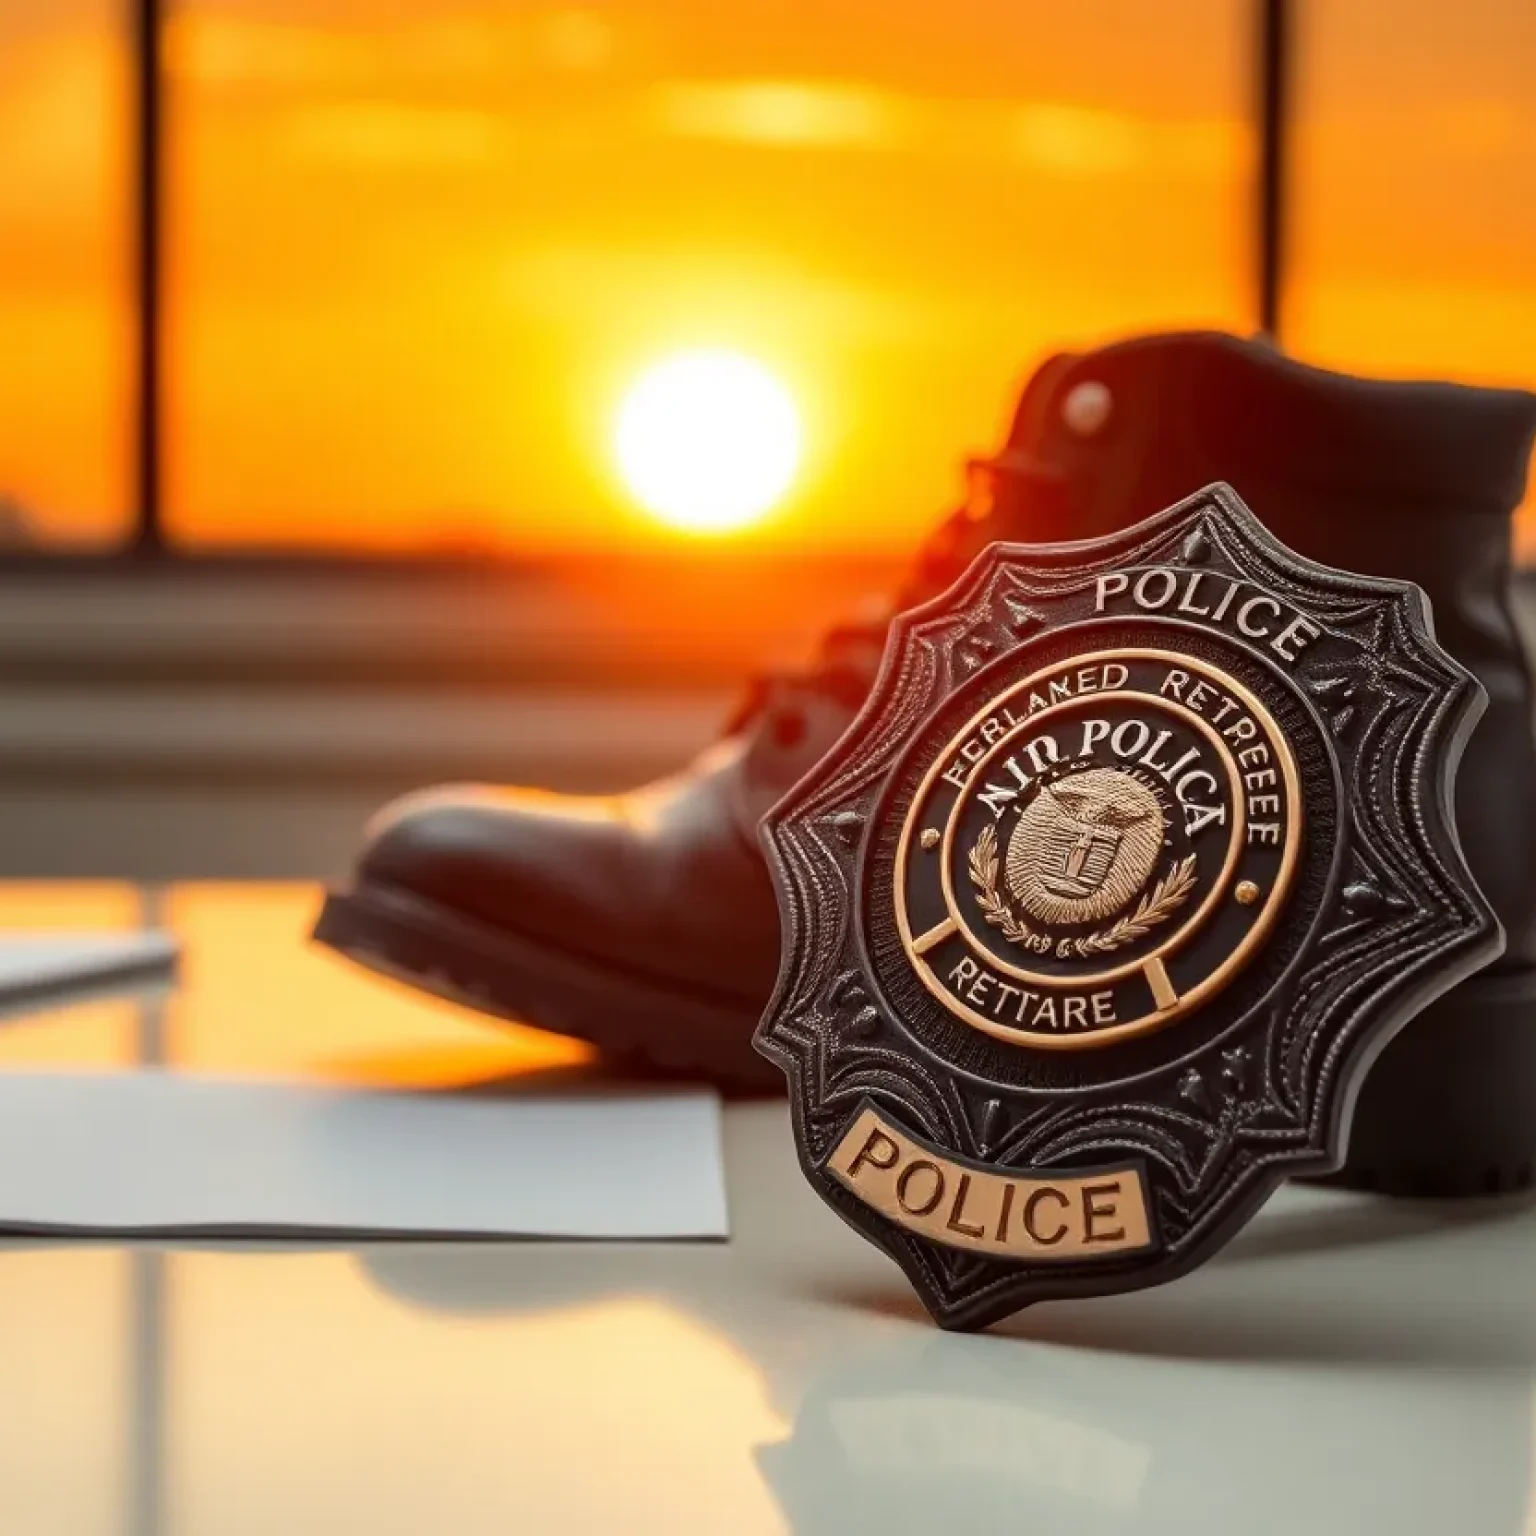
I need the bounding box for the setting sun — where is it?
[614,350,802,535]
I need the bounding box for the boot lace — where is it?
[727,457,1069,747]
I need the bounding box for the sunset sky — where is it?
[0,0,1531,553]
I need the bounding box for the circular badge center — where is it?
[894,649,1302,1049]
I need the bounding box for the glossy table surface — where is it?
[1,882,1533,1535]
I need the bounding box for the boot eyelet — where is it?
[1062,380,1112,437]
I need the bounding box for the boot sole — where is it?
[1325,966,1536,1198]
[311,884,779,1090]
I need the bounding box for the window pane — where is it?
[0,0,131,548]
[1288,0,1536,550]
[167,1,1251,554]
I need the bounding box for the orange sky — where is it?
[0,1,1531,554]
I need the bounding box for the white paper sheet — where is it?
[0,1071,728,1240]
[0,933,177,1012]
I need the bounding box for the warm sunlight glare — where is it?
[615,350,802,534]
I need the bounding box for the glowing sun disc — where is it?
[615,350,802,533]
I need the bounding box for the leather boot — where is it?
[314,331,1536,1194]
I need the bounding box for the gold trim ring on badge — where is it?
[891,648,1303,1049]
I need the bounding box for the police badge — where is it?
[755,483,1501,1329]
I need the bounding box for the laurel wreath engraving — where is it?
[967,823,1052,953]
[968,822,1198,960]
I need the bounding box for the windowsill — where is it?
[0,558,1526,883]
[0,557,1526,788]
[0,554,896,784]
[0,551,901,688]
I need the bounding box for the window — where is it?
[1289,0,1536,550]
[2,3,1531,559]
[0,0,132,549]
[7,0,1252,557]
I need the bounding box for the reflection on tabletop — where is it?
[0,881,592,1087]
[2,1114,1534,1534]
[0,881,1532,1534]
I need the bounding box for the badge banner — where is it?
[827,1106,1154,1260]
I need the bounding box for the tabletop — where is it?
[0,882,1532,1535]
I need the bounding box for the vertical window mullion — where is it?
[1256,0,1293,340]
[130,0,165,554]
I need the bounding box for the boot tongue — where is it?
[728,351,1089,830]
[890,351,1082,612]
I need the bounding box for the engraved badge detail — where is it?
[757,485,1500,1330]
[897,650,1301,1047]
